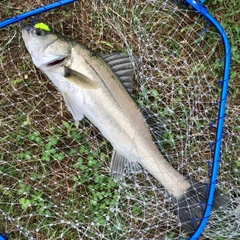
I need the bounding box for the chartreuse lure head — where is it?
[34,23,51,32]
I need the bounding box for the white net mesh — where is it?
[0,1,239,239]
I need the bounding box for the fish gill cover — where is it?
[0,0,239,239]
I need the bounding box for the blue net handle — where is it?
[182,1,231,239]
[0,234,7,240]
[0,0,78,29]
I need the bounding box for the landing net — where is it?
[0,1,239,239]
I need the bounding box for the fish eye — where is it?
[34,28,46,36]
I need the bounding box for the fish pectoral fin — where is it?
[64,66,98,89]
[110,150,142,180]
[62,92,84,127]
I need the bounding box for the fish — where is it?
[22,24,229,235]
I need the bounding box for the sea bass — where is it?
[22,24,228,234]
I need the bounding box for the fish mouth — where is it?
[46,57,66,67]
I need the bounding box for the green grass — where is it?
[0,120,121,239]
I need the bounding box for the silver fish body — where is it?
[22,26,229,235]
[22,27,189,197]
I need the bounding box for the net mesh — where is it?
[0,1,239,239]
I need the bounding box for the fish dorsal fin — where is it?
[100,53,135,96]
[64,66,98,89]
[62,92,84,127]
[140,107,167,150]
[110,150,142,179]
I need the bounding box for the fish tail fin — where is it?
[176,179,230,235]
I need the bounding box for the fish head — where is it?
[22,26,72,70]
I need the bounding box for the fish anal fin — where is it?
[110,150,142,179]
[64,66,98,89]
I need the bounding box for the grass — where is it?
[0,0,239,239]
